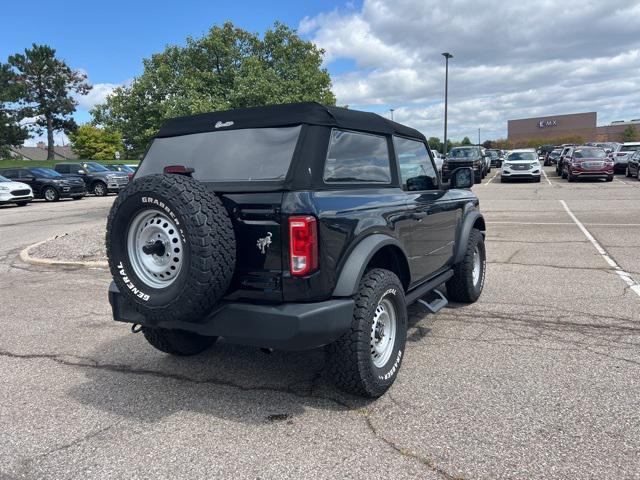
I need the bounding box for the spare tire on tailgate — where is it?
[106,174,235,322]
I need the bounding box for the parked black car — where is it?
[546,148,562,166]
[107,102,486,398]
[442,146,486,183]
[54,161,128,196]
[486,149,502,167]
[0,167,86,202]
[626,150,640,180]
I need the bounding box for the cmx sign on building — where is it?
[508,112,596,143]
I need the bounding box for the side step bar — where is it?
[405,269,453,313]
[417,290,448,314]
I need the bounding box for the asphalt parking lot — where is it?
[1,167,639,479]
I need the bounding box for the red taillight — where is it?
[163,165,194,175]
[289,216,318,276]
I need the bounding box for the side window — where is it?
[55,165,66,174]
[394,137,439,191]
[324,130,391,183]
[3,169,18,179]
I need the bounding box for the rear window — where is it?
[622,144,640,152]
[324,130,391,183]
[138,127,302,182]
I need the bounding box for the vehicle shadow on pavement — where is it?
[68,333,376,425]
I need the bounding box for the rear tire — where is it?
[327,269,407,398]
[626,167,632,178]
[567,172,575,182]
[446,228,486,303]
[606,175,614,182]
[142,327,217,356]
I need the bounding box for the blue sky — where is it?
[3,0,639,145]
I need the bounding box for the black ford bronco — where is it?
[107,103,486,397]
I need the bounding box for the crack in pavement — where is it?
[0,348,459,480]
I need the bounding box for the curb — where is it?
[19,235,109,269]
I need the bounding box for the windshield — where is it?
[0,174,9,182]
[622,144,640,152]
[83,162,110,173]
[29,168,63,178]
[573,148,606,159]
[507,152,537,161]
[487,151,499,158]
[550,150,562,156]
[138,126,302,182]
[448,147,479,159]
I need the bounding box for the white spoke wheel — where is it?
[44,187,57,202]
[106,174,235,323]
[127,210,184,289]
[472,246,481,286]
[371,297,397,368]
[327,268,407,398]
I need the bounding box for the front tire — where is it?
[327,269,407,398]
[93,181,107,196]
[43,187,59,202]
[626,166,632,178]
[142,327,217,356]
[446,228,486,303]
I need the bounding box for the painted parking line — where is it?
[484,171,500,185]
[616,179,628,185]
[487,221,640,227]
[560,200,640,297]
[541,168,553,186]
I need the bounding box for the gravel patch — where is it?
[29,223,107,263]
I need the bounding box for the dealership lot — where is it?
[1,168,639,479]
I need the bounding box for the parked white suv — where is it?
[501,149,541,183]
[0,174,34,206]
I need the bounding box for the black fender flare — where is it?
[453,210,486,264]
[332,234,409,297]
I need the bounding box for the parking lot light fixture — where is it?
[442,52,453,157]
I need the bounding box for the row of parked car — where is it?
[543,142,640,182]
[0,162,138,206]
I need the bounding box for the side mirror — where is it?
[449,167,473,189]
[78,169,87,175]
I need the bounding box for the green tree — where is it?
[0,63,29,156]
[92,21,336,157]
[460,136,472,146]
[622,125,638,142]
[68,124,124,160]
[9,44,91,160]
[427,136,441,153]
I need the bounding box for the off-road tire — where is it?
[142,327,217,356]
[446,228,486,303]
[606,176,614,182]
[327,269,407,398]
[474,172,482,184]
[106,174,236,322]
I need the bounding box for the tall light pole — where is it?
[390,108,395,122]
[478,128,481,146]
[442,52,453,157]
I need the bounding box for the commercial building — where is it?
[507,112,639,144]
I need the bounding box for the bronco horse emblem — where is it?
[257,232,273,254]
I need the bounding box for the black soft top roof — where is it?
[156,102,426,141]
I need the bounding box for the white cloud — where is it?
[75,82,119,110]
[302,0,640,140]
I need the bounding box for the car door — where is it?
[18,169,39,195]
[394,136,459,285]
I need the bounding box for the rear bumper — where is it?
[108,282,354,351]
